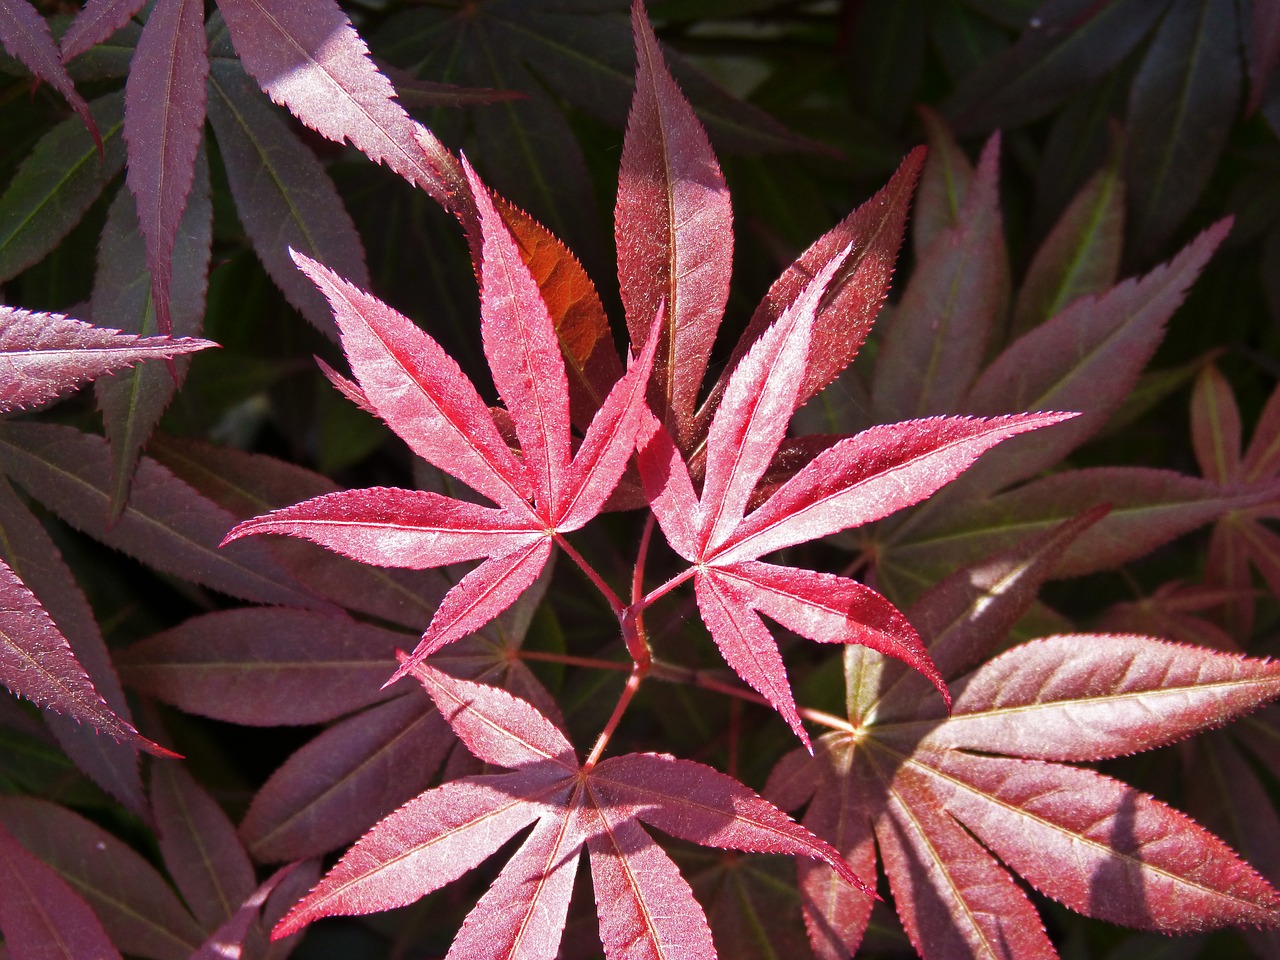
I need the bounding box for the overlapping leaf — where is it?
[1191,364,1280,639]
[274,662,865,959]
[767,527,1280,960]
[225,162,662,678]
[638,242,1071,745]
[0,304,213,413]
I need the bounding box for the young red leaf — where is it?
[215,0,465,211]
[493,196,622,430]
[231,191,660,674]
[122,0,207,335]
[288,252,534,510]
[273,665,866,957]
[0,554,170,757]
[0,0,100,149]
[0,818,124,960]
[616,0,731,446]
[640,241,1071,739]
[697,146,926,438]
[0,305,214,413]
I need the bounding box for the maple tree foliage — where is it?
[768,517,1280,960]
[1,0,1280,958]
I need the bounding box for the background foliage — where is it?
[2,0,1280,957]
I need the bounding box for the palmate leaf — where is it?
[1191,365,1280,639]
[769,529,1280,960]
[232,569,559,864]
[273,663,865,960]
[224,162,662,678]
[0,305,214,413]
[638,240,1072,745]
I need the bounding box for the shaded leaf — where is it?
[1013,143,1125,333]
[0,421,327,611]
[60,0,147,62]
[1124,0,1241,263]
[117,608,411,726]
[0,818,123,960]
[0,92,124,283]
[152,763,255,930]
[122,0,207,335]
[94,143,213,519]
[0,476,149,816]
[0,0,99,147]
[872,134,1007,419]
[0,796,205,960]
[945,0,1169,134]
[206,44,369,338]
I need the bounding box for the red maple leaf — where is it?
[633,247,1072,746]
[224,158,662,676]
[274,661,867,958]
[765,517,1280,959]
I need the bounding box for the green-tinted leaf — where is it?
[944,0,1169,134]
[1014,145,1125,333]
[94,146,212,521]
[0,92,124,282]
[206,50,369,338]
[1124,0,1241,263]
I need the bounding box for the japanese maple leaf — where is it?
[765,518,1280,960]
[635,247,1074,747]
[0,304,214,413]
[224,160,661,679]
[0,303,209,759]
[1191,363,1280,639]
[273,660,867,960]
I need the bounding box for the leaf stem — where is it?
[553,532,624,615]
[583,664,646,770]
[635,564,696,610]
[519,649,631,672]
[649,659,855,733]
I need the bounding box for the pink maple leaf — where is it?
[224,159,662,679]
